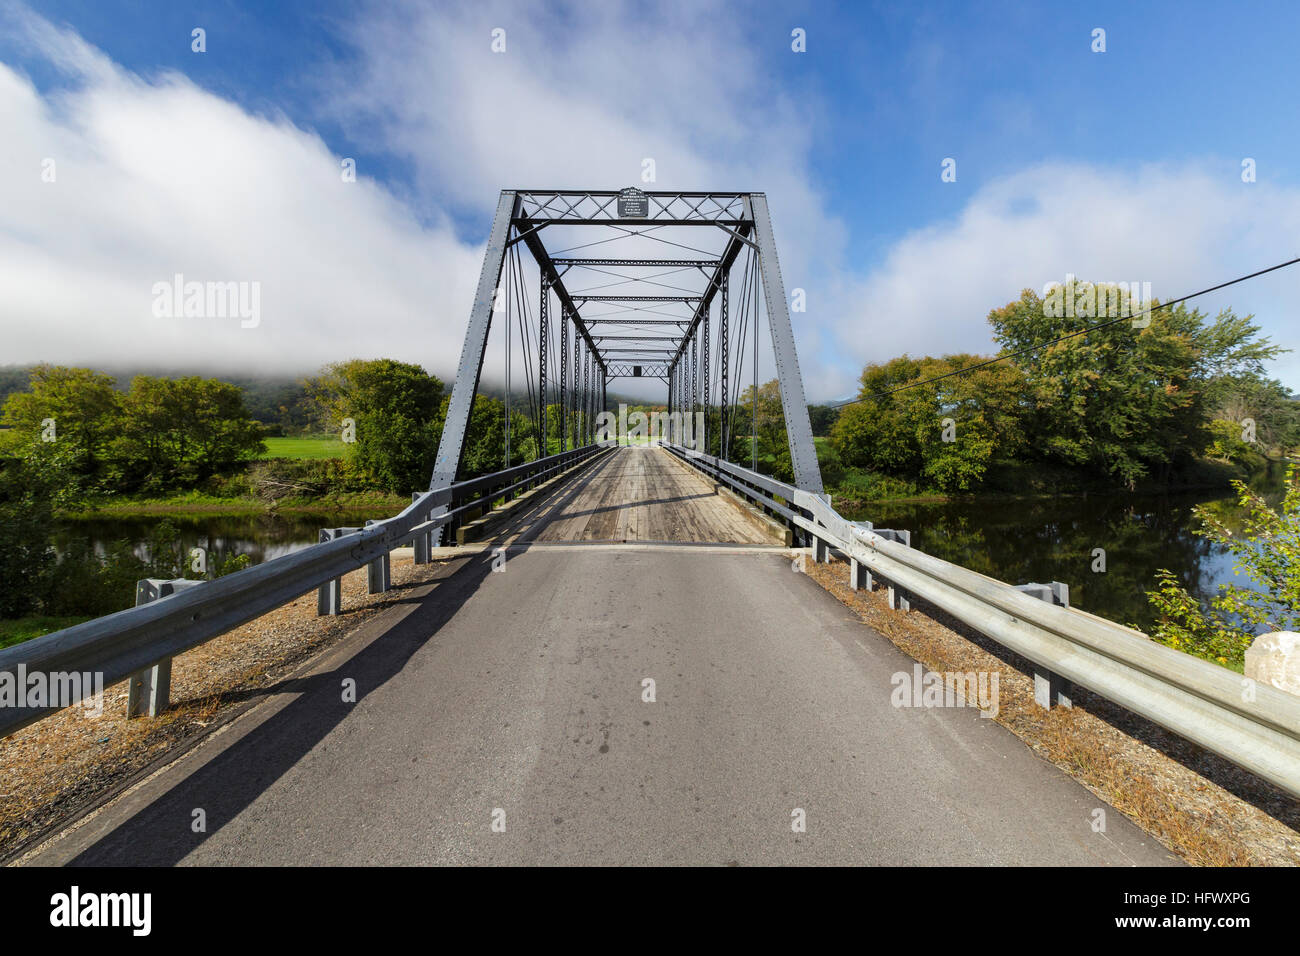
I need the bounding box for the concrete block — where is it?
[1246,631,1300,696]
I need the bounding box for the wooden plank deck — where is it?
[495,446,783,545]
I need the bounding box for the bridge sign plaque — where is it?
[617,187,649,218]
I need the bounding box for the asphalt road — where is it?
[28,541,1177,866]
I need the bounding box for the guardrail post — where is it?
[411,493,431,565]
[1015,582,1073,709]
[127,578,201,718]
[849,521,873,590]
[875,530,912,611]
[364,519,391,594]
[317,528,348,615]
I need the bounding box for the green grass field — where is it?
[0,615,91,650]
[259,436,347,460]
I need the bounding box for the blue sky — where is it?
[3,0,1298,398]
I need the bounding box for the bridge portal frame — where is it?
[430,189,823,495]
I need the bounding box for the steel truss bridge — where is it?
[431,189,822,496]
[1,189,1296,866]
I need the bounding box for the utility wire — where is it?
[826,256,1300,410]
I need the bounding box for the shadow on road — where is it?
[63,547,506,866]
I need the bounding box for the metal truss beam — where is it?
[607,362,669,379]
[748,194,822,493]
[436,187,822,496]
[594,335,681,341]
[571,295,700,303]
[430,190,517,490]
[515,190,750,225]
[585,319,688,326]
[551,258,720,269]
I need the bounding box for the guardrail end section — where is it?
[126,578,199,718]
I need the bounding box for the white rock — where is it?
[1245,631,1300,696]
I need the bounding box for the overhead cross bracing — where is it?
[429,189,824,503]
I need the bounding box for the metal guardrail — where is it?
[664,442,1300,798]
[0,444,610,736]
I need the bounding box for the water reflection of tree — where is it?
[864,491,1223,632]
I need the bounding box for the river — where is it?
[53,464,1290,633]
[835,463,1290,632]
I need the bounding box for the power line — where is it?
[827,256,1300,410]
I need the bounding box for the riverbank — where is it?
[57,489,409,520]
[824,455,1277,509]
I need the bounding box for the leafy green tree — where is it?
[112,376,265,488]
[830,354,1027,492]
[0,459,56,617]
[1,365,122,482]
[460,394,510,477]
[307,359,445,492]
[988,283,1285,488]
[1210,376,1300,457]
[728,381,794,482]
[1146,468,1299,667]
[808,404,841,437]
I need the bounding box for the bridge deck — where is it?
[499,445,782,545]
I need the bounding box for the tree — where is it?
[0,458,56,617]
[460,394,512,477]
[808,404,841,436]
[0,365,122,483]
[830,354,1028,492]
[729,381,793,482]
[1146,468,1299,667]
[987,283,1286,488]
[307,359,445,492]
[1211,377,1300,457]
[113,376,265,488]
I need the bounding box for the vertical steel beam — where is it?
[430,190,517,489]
[702,302,710,454]
[577,323,582,450]
[559,304,568,453]
[719,270,730,460]
[539,276,550,457]
[747,194,823,493]
[690,333,697,413]
[690,332,698,447]
[504,279,511,470]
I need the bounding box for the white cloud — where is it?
[0,6,482,378]
[829,163,1300,397]
[2,1,1296,407]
